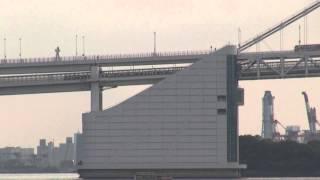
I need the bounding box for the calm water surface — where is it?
[0,174,320,180]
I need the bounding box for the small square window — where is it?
[217,95,227,102]
[217,108,227,115]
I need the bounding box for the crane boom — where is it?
[302,91,311,110]
[274,119,286,130]
[238,1,320,52]
[302,91,317,133]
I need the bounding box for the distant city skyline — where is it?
[0,135,76,172]
[0,0,320,147]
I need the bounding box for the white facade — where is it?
[79,46,244,178]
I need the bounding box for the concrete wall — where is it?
[78,46,243,178]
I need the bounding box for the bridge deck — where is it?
[0,49,320,95]
[0,67,184,95]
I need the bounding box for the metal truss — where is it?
[239,55,320,80]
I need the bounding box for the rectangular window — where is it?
[217,95,227,102]
[217,108,227,115]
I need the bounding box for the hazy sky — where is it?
[0,0,320,148]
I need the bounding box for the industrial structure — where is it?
[261,91,276,139]
[302,92,318,134]
[261,91,289,142]
[261,91,320,143]
[302,92,320,142]
[0,0,319,179]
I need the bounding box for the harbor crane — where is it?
[272,119,286,141]
[302,92,318,134]
[274,119,286,130]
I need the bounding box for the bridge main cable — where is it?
[238,0,320,53]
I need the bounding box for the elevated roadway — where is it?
[0,51,208,75]
[0,49,320,97]
[0,67,184,95]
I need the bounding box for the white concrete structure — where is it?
[78,46,245,179]
[261,91,275,139]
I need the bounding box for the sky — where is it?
[0,0,320,148]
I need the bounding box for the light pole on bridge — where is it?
[3,38,6,60]
[299,25,301,46]
[238,28,242,48]
[153,32,157,56]
[76,34,78,56]
[19,38,22,59]
[82,35,85,57]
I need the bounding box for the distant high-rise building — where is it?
[61,137,74,163]
[37,139,49,168]
[39,139,46,148]
[36,137,76,169]
[74,133,82,166]
[48,141,59,167]
[66,137,72,144]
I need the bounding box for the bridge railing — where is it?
[0,50,210,65]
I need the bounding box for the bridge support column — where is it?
[280,57,285,78]
[257,58,261,79]
[304,56,309,76]
[91,66,102,112]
